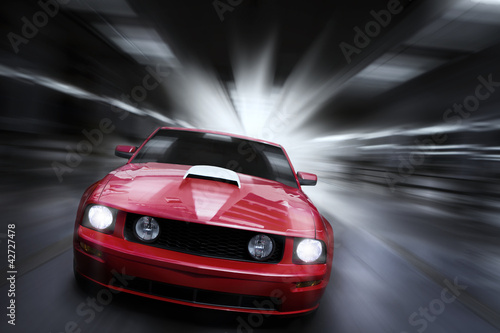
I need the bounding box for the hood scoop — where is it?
[183,165,241,188]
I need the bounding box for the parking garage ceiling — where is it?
[2,0,500,135]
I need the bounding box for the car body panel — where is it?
[94,163,318,238]
[73,127,334,315]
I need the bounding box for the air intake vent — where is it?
[184,165,240,187]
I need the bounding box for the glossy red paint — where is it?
[115,145,137,154]
[297,172,318,186]
[73,127,334,315]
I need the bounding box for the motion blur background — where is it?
[1,0,500,332]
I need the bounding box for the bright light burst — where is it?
[162,28,341,174]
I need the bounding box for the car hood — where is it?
[95,163,317,237]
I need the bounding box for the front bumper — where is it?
[74,226,330,315]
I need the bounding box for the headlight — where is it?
[86,205,114,230]
[248,234,274,261]
[294,239,325,264]
[134,216,160,242]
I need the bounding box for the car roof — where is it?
[159,127,282,148]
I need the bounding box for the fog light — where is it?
[248,234,274,260]
[134,216,160,242]
[80,241,102,257]
[296,280,322,288]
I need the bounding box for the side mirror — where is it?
[115,145,137,159]
[297,172,317,186]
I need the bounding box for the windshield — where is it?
[132,129,298,188]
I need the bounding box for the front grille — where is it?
[124,213,285,263]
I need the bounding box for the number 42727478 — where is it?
[7,224,15,270]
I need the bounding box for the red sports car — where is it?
[73,127,334,315]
